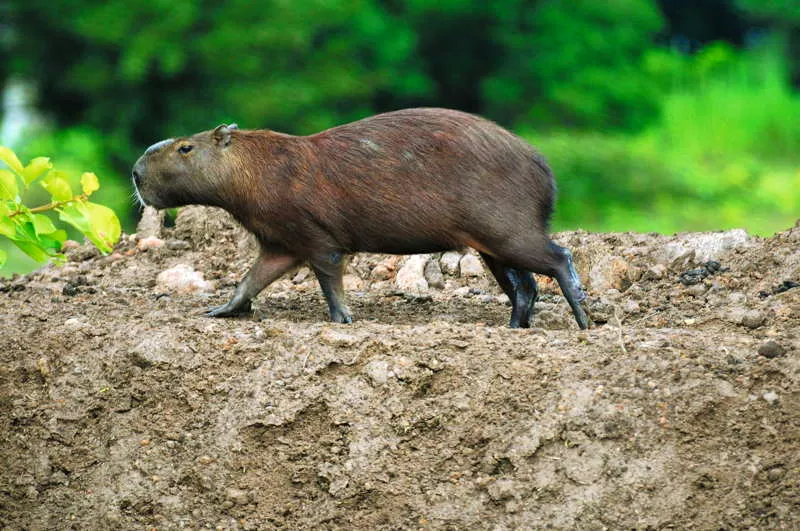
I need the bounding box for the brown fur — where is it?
[132,108,589,329]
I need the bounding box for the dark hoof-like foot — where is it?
[330,310,353,324]
[204,300,252,318]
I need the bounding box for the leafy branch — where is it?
[0,145,121,268]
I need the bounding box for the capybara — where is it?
[132,108,589,329]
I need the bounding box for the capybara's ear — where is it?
[213,124,235,147]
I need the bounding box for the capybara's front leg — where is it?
[311,251,353,324]
[206,248,300,317]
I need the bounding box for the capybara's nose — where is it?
[132,169,142,187]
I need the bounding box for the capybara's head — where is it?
[132,124,239,209]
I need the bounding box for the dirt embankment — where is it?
[1,207,798,530]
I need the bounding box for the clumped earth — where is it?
[1,207,798,530]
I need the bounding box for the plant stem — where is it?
[7,195,87,218]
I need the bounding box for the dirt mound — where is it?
[1,208,797,529]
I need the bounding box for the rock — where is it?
[292,267,311,284]
[757,340,785,359]
[370,264,393,281]
[459,254,484,277]
[364,359,391,386]
[642,264,667,281]
[767,467,785,482]
[343,274,363,291]
[155,264,214,294]
[487,479,517,502]
[224,488,250,506]
[440,251,462,276]
[136,236,165,251]
[453,286,471,297]
[762,391,779,405]
[165,239,191,251]
[657,229,750,264]
[496,294,511,306]
[622,299,641,313]
[741,310,765,329]
[589,256,630,292]
[395,255,430,292]
[424,260,444,289]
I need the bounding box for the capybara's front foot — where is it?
[330,308,353,324]
[204,299,252,318]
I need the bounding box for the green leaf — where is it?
[41,171,74,202]
[0,248,6,267]
[58,202,92,234]
[0,216,14,238]
[81,172,100,196]
[21,157,53,186]
[0,169,18,200]
[32,213,57,236]
[0,146,24,174]
[12,240,52,263]
[84,201,121,253]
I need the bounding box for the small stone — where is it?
[767,467,784,482]
[740,310,765,329]
[155,264,214,294]
[61,240,81,251]
[486,479,516,501]
[342,274,363,291]
[496,294,511,306]
[395,255,430,292]
[643,264,667,281]
[423,260,444,289]
[757,340,785,359]
[623,299,640,313]
[166,239,191,251]
[440,251,462,276]
[459,254,484,277]
[686,283,708,297]
[762,391,779,405]
[364,359,391,386]
[453,286,471,297]
[370,264,393,281]
[136,236,165,250]
[225,488,250,506]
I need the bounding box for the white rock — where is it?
[459,254,484,277]
[763,391,779,405]
[155,264,214,294]
[395,255,430,292]
[440,251,462,276]
[364,359,391,386]
[657,229,750,264]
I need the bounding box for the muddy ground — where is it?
[1,207,798,530]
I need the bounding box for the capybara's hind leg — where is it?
[206,248,300,317]
[549,243,590,330]
[481,253,537,328]
[311,251,353,324]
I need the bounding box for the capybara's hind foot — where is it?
[205,299,252,318]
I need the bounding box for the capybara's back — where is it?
[132,108,589,329]
[305,108,556,256]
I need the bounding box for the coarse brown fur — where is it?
[132,108,589,329]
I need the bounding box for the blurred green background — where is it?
[1,0,798,275]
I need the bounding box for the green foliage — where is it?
[0,145,121,268]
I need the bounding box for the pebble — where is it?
[757,340,785,359]
[762,391,779,405]
[166,239,191,251]
[224,487,250,506]
[136,236,165,250]
[370,264,393,281]
[740,310,765,329]
[439,251,462,276]
[424,260,444,289]
[459,254,484,277]
[292,267,311,284]
[155,264,214,294]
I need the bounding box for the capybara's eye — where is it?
[178,145,193,154]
